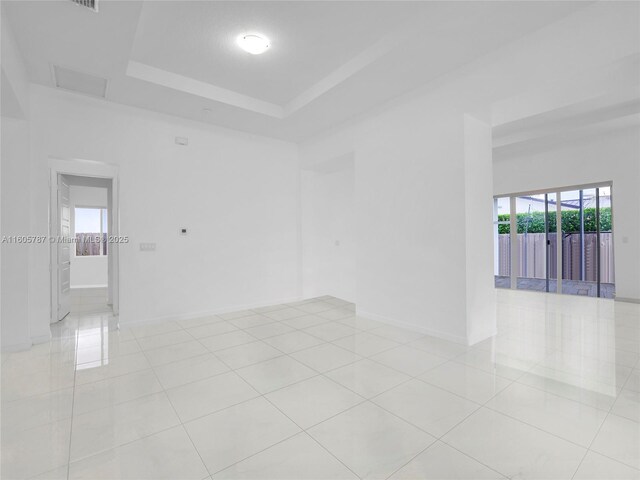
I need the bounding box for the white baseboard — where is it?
[2,332,52,352]
[118,295,303,327]
[1,340,34,352]
[615,297,640,304]
[356,309,469,345]
[467,328,498,346]
[71,285,108,289]
[31,333,52,345]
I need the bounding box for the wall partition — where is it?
[494,183,614,299]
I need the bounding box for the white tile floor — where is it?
[69,287,112,316]
[1,290,639,479]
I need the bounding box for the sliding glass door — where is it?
[494,184,614,299]
[515,194,547,292]
[494,197,511,289]
[599,187,615,298]
[547,193,558,293]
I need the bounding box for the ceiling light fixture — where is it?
[237,33,270,55]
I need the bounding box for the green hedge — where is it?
[498,207,611,234]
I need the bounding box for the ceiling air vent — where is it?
[53,65,108,98]
[68,0,98,12]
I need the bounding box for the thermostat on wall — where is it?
[179,228,188,236]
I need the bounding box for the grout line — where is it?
[136,339,213,479]
[177,311,369,478]
[9,297,640,479]
[510,367,628,415]
[236,382,363,479]
[218,330,364,475]
[63,320,218,473]
[6,311,452,416]
[65,423,196,472]
[370,356,526,479]
[64,325,81,480]
[164,314,628,475]
[300,430,363,480]
[570,364,637,479]
[186,335,347,477]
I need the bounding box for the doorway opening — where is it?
[66,175,112,316]
[49,159,119,323]
[494,183,614,298]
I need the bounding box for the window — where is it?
[75,207,108,256]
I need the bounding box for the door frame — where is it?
[56,174,72,321]
[49,158,120,323]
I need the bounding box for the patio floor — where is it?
[495,276,615,299]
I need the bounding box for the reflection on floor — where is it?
[1,290,638,479]
[495,275,616,299]
[70,287,112,315]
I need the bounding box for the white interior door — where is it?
[57,175,71,320]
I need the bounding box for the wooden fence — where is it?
[497,232,614,283]
[75,233,107,256]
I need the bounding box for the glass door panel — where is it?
[515,194,547,292]
[559,188,612,298]
[560,189,588,296]
[599,187,615,298]
[547,193,558,293]
[494,196,511,289]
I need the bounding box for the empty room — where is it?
[1,1,639,479]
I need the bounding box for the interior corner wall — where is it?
[1,9,30,119]
[1,117,32,350]
[301,158,355,302]
[27,85,300,332]
[493,126,640,302]
[1,3,34,349]
[354,104,469,343]
[299,102,474,343]
[463,115,497,344]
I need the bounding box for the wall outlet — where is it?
[140,242,156,251]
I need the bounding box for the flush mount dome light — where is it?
[237,33,270,55]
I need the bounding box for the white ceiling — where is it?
[131,2,419,106]
[4,0,588,141]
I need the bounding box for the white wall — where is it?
[1,9,30,119]
[301,156,355,302]
[1,6,32,350]
[493,127,640,302]
[71,255,108,289]
[300,103,478,343]
[1,118,32,350]
[27,86,300,338]
[353,103,471,342]
[69,184,109,288]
